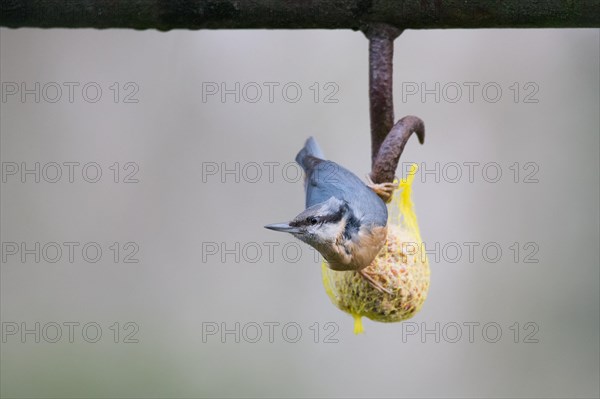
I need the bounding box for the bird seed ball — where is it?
[322,224,430,326]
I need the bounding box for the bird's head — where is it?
[266,196,353,247]
[265,197,386,270]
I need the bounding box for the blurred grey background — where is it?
[0,28,599,398]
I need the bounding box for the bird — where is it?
[265,137,391,292]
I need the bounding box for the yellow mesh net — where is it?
[321,164,430,334]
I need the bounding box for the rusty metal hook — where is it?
[371,115,425,183]
[362,23,425,201]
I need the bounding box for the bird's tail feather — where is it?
[295,136,325,171]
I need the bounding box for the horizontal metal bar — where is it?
[1,0,599,30]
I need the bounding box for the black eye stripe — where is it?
[320,205,346,224]
[291,201,350,227]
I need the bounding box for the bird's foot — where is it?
[365,174,398,203]
[359,269,393,295]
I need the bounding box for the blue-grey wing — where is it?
[305,159,388,227]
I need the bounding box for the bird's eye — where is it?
[308,217,318,225]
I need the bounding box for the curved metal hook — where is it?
[370,115,425,185]
[363,23,425,200]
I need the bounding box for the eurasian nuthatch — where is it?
[265,137,390,291]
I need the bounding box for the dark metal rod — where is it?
[1,0,599,30]
[364,24,425,190]
[364,23,401,166]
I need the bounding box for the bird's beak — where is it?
[264,223,300,233]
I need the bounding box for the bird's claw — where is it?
[365,174,398,203]
[359,269,393,295]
